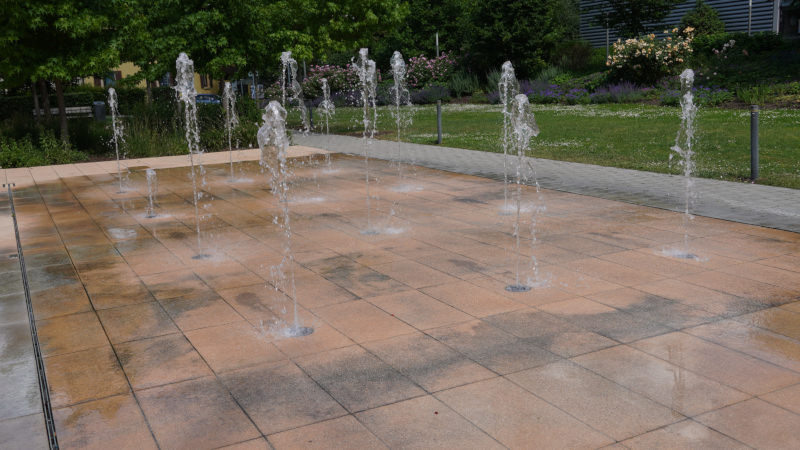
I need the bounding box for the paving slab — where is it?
[295,133,800,232]
[0,187,48,448]
[0,146,798,448]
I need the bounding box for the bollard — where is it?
[436,100,442,144]
[750,104,759,180]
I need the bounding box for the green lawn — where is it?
[287,103,800,189]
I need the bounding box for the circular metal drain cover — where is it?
[286,326,314,337]
[505,284,531,292]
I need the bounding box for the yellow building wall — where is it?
[194,73,220,95]
[82,62,218,95]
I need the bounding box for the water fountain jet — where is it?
[389,51,415,189]
[223,81,240,181]
[108,87,127,193]
[175,52,209,259]
[355,48,379,235]
[505,94,540,293]
[318,78,336,172]
[280,51,310,134]
[499,62,520,216]
[665,68,700,260]
[257,100,312,337]
[145,168,158,218]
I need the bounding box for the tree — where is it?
[367,0,471,69]
[118,0,408,90]
[460,0,580,78]
[594,0,683,37]
[0,0,122,141]
[680,0,724,36]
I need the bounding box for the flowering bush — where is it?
[516,81,590,105]
[406,52,456,88]
[302,64,361,99]
[607,28,694,84]
[590,82,648,103]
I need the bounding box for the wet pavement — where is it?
[0,185,49,448]
[295,133,800,233]
[0,147,799,449]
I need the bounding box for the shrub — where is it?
[535,66,566,83]
[553,40,594,71]
[736,85,773,105]
[449,71,480,97]
[694,86,734,105]
[485,69,501,92]
[124,120,185,159]
[692,31,785,58]
[590,82,646,103]
[680,0,724,37]
[660,85,733,106]
[607,28,694,84]
[410,84,451,104]
[525,82,590,104]
[471,91,490,104]
[302,63,361,99]
[329,90,361,107]
[0,129,87,168]
[68,119,113,155]
[407,52,456,88]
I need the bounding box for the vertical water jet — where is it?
[280,51,310,134]
[506,94,540,293]
[667,69,699,260]
[318,78,336,171]
[108,87,127,193]
[355,48,379,235]
[145,169,158,218]
[257,100,312,337]
[223,81,239,181]
[175,52,209,259]
[499,62,520,215]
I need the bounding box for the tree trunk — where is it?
[32,81,41,124]
[55,79,69,143]
[145,80,152,104]
[39,80,51,120]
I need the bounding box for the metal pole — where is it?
[435,32,442,144]
[748,0,752,36]
[606,22,610,60]
[750,105,759,180]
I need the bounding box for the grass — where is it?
[287,103,800,189]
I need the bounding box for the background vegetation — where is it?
[1,0,798,190]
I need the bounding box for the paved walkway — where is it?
[0,189,48,448]
[0,146,327,449]
[295,134,800,233]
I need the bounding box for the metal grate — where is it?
[4,183,59,450]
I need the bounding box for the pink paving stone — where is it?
[2,148,799,448]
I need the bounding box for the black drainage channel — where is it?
[4,183,59,449]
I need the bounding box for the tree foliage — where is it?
[594,0,683,37]
[680,0,724,36]
[371,0,580,80]
[119,0,407,85]
[461,0,579,78]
